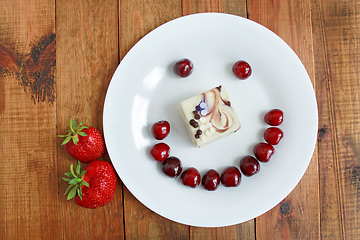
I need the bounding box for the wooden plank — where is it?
[248,0,321,239]
[190,220,255,240]
[182,0,221,13]
[119,0,183,60]
[182,0,247,16]
[181,1,255,239]
[0,0,58,239]
[219,0,247,16]
[56,0,123,239]
[123,186,189,239]
[118,0,189,239]
[311,0,360,238]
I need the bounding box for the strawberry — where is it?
[58,119,105,163]
[63,160,117,209]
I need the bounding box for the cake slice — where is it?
[179,85,241,147]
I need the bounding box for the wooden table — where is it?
[0,0,358,239]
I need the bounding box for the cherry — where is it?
[240,156,260,177]
[181,167,201,188]
[162,157,182,178]
[173,58,194,78]
[254,142,275,163]
[151,120,170,140]
[202,169,220,191]
[220,166,241,187]
[264,109,283,126]
[264,127,283,145]
[150,143,170,162]
[232,60,252,80]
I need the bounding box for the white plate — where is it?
[103,13,318,227]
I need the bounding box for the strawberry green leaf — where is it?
[62,177,72,182]
[76,162,81,175]
[69,178,82,185]
[64,185,73,195]
[80,170,87,179]
[63,161,89,201]
[79,120,85,127]
[78,132,88,137]
[58,118,89,147]
[61,137,72,146]
[77,188,83,201]
[78,126,88,131]
[72,135,79,145]
[70,164,76,177]
[64,172,73,178]
[67,186,77,200]
[70,118,76,133]
[83,181,90,188]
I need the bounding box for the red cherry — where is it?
[221,166,241,187]
[150,143,170,162]
[181,167,201,188]
[240,156,260,177]
[162,156,182,178]
[232,60,252,80]
[202,169,220,191]
[254,142,275,163]
[151,120,170,140]
[264,109,283,126]
[173,58,194,78]
[264,127,283,145]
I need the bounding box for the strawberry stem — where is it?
[63,161,89,200]
[57,118,89,146]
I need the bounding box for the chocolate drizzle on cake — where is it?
[180,85,241,147]
[185,85,240,143]
[189,119,198,128]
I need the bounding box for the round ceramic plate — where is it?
[103,13,318,227]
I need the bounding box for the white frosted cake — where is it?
[179,85,241,147]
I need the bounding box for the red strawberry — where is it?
[58,119,105,163]
[63,160,117,209]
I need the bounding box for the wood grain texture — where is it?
[1,0,360,239]
[56,0,122,239]
[118,0,189,239]
[248,0,320,239]
[190,221,255,240]
[0,0,58,239]
[119,0,183,60]
[123,186,189,239]
[182,0,221,14]
[311,0,360,238]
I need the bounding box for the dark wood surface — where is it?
[0,0,359,239]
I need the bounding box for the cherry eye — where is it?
[232,60,252,80]
[173,59,194,78]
